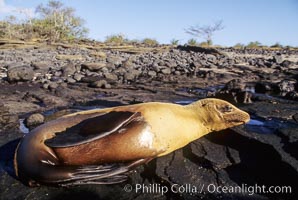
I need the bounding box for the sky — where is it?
[0,0,298,46]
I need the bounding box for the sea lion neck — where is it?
[184,99,231,133]
[183,102,213,137]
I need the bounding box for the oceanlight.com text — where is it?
[123,183,292,196]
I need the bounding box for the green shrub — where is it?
[142,38,158,46]
[270,42,283,48]
[187,38,197,46]
[128,39,141,44]
[170,39,179,45]
[233,43,245,49]
[246,41,262,48]
[105,34,127,44]
[199,41,212,47]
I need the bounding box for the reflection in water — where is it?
[19,119,29,134]
[174,100,195,105]
[247,119,264,126]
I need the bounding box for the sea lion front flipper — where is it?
[45,111,141,148]
[55,158,152,186]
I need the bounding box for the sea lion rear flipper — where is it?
[54,158,151,186]
[45,111,141,148]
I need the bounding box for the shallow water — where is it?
[174,100,195,105]
[245,116,289,134]
[247,119,264,126]
[176,85,224,98]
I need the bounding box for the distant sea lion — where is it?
[14,98,250,187]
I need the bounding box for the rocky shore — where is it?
[0,41,298,200]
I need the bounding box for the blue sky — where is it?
[1,0,298,46]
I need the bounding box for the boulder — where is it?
[31,61,51,72]
[25,113,45,127]
[217,79,252,103]
[107,56,123,66]
[161,68,171,75]
[293,113,298,123]
[285,91,298,101]
[255,82,278,93]
[89,80,111,89]
[73,73,84,81]
[277,80,296,93]
[7,65,34,82]
[222,79,245,92]
[66,77,76,84]
[0,103,19,127]
[165,60,176,68]
[206,54,217,62]
[122,59,135,70]
[273,53,283,64]
[62,63,76,77]
[104,72,118,81]
[148,70,157,77]
[48,82,59,91]
[81,62,106,71]
[281,60,293,68]
[80,76,102,83]
[124,70,141,81]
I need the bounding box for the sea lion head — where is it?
[190,98,250,131]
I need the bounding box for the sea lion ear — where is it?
[45,111,141,148]
[198,99,218,109]
[194,99,210,107]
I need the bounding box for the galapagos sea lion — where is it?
[14,98,250,187]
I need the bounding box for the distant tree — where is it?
[0,0,88,42]
[34,0,88,41]
[2,16,17,39]
[185,20,224,46]
[170,39,179,45]
[187,38,197,46]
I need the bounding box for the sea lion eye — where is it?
[218,105,233,113]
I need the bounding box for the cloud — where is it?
[0,0,34,18]
[0,0,17,14]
